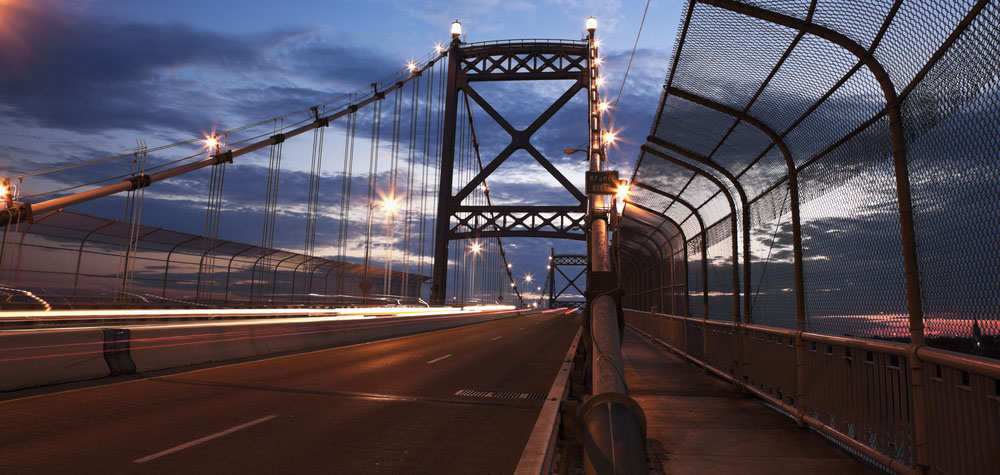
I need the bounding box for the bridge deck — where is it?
[623,329,879,474]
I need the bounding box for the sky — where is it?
[0,0,685,302]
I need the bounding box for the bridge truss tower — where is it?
[430,37,590,304]
[546,248,587,309]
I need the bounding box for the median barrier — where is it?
[0,329,110,392]
[124,308,533,374]
[0,309,539,391]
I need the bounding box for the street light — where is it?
[382,196,399,298]
[204,135,219,151]
[362,197,398,303]
[451,20,462,37]
[468,242,482,302]
[586,16,598,32]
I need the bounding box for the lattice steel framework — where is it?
[619,1,1000,473]
[430,39,590,303]
[546,249,587,309]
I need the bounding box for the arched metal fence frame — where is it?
[619,1,1000,472]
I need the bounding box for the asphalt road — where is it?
[0,311,581,474]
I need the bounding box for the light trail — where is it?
[0,305,516,323]
[0,307,521,363]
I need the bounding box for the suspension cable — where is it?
[613,0,652,109]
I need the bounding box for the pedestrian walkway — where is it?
[622,329,880,474]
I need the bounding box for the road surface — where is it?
[0,311,580,474]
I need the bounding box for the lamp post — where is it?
[362,197,397,304]
[581,14,646,474]
[383,196,398,299]
[523,274,534,305]
[469,242,482,304]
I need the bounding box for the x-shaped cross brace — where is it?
[453,81,588,205]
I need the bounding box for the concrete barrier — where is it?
[0,329,110,392]
[0,309,536,391]
[128,309,532,373]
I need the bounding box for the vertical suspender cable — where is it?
[260,118,283,303]
[402,75,420,301]
[362,91,383,303]
[416,65,433,297]
[431,59,445,302]
[305,111,326,257]
[337,108,357,296]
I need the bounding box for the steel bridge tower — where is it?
[429,35,590,305]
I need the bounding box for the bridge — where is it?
[1,1,998,474]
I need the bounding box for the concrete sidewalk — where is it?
[622,329,880,474]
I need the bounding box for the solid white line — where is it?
[491,336,502,341]
[426,354,452,364]
[134,414,277,463]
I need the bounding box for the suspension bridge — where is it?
[2,1,1000,474]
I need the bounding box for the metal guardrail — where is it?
[624,309,1000,474]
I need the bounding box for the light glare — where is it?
[616,181,629,201]
[382,197,399,213]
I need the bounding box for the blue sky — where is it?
[0,0,684,301]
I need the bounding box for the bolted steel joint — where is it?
[124,174,152,191]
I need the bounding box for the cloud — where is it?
[0,2,400,135]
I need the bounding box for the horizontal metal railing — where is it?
[624,309,1000,475]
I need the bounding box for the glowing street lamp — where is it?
[616,181,630,202]
[382,196,400,298]
[595,76,606,88]
[469,242,482,302]
[362,196,400,303]
[603,131,617,145]
[586,16,598,32]
[451,20,462,38]
[616,180,630,213]
[204,135,220,155]
[598,101,609,112]
[407,62,417,73]
[382,196,399,214]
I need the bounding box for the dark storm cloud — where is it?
[0,3,399,135]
